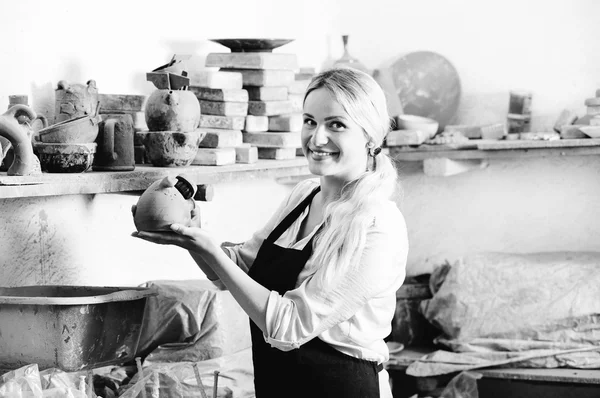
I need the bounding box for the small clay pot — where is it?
[37,114,101,144]
[142,130,204,167]
[144,89,200,132]
[134,175,197,232]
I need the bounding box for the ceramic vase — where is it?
[144,89,200,132]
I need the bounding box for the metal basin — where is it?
[0,285,156,372]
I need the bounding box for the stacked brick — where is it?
[205,52,303,160]
[189,71,253,165]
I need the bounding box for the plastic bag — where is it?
[0,365,95,398]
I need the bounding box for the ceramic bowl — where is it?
[37,115,101,144]
[33,142,96,173]
[142,130,204,167]
[395,115,440,138]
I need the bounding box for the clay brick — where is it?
[198,128,243,148]
[268,114,303,132]
[245,86,288,101]
[98,94,147,112]
[288,80,310,95]
[386,129,428,146]
[587,105,600,116]
[192,147,236,166]
[242,131,301,148]
[200,100,248,117]
[206,52,298,70]
[559,124,587,139]
[585,97,600,106]
[220,68,295,87]
[258,147,297,160]
[190,86,248,102]
[235,144,258,164]
[244,115,269,132]
[288,94,304,113]
[296,147,305,157]
[248,100,293,116]
[189,70,243,89]
[199,115,245,130]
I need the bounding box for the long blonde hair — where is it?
[304,67,400,287]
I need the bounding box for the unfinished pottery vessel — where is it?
[92,114,135,171]
[134,175,197,232]
[54,79,99,123]
[144,89,200,132]
[33,142,96,173]
[141,130,203,167]
[0,105,42,176]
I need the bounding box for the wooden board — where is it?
[477,138,600,150]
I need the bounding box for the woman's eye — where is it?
[330,121,346,130]
[303,118,316,127]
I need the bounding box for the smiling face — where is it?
[302,88,370,184]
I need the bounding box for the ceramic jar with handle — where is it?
[133,174,197,232]
[92,114,135,171]
[144,89,200,132]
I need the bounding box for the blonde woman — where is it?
[134,67,408,398]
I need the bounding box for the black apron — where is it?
[248,186,381,398]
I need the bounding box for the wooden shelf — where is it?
[0,158,309,199]
[389,138,600,161]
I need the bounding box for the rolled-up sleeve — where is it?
[263,205,408,350]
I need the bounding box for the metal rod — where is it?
[212,371,220,398]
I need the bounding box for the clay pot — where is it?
[33,142,96,173]
[141,130,203,167]
[0,105,41,176]
[144,89,200,132]
[133,175,197,232]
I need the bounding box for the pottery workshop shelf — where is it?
[389,138,600,177]
[0,158,309,199]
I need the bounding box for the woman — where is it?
[133,67,408,398]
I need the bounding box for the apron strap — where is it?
[265,186,321,243]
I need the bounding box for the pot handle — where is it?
[34,115,48,129]
[101,119,118,161]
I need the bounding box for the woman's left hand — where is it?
[132,224,221,259]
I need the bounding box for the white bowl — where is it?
[395,115,439,138]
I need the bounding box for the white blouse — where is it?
[221,178,408,397]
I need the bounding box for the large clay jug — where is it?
[92,114,135,171]
[0,105,41,176]
[133,175,197,232]
[144,89,200,132]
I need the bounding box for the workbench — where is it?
[387,346,600,398]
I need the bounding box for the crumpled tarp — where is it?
[0,364,96,397]
[136,280,251,363]
[409,251,600,377]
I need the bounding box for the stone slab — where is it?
[200,100,248,117]
[198,128,243,148]
[288,80,310,95]
[268,114,303,132]
[248,100,293,116]
[242,131,301,148]
[245,86,288,101]
[258,147,297,160]
[98,94,147,112]
[206,52,298,70]
[288,94,304,113]
[199,114,246,130]
[235,144,258,164]
[190,86,248,102]
[189,70,243,89]
[244,115,269,132]
[220,68,295,87]
[192,147,236,166]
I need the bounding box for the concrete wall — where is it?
[1,0,599,286]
